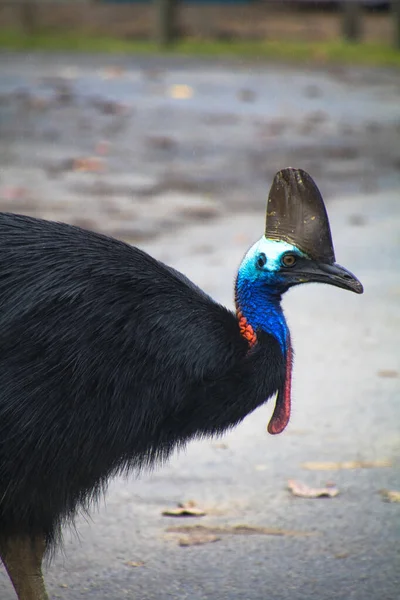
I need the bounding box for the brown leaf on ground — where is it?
[72,157,105,173]
[301,460,392,471]
[377,369,398,378]
[162,501,206,518]
[125,560,145,568]
[168,85,193,100]
[178,533,221,547]
[166,524,315,537]
[380,489,400,503]
[288,479,339,499]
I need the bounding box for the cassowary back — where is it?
[0,213,252,548]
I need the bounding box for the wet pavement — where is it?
[0,53,399,600]
[1,53,400,237]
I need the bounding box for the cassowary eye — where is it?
[257,253,267,268]
[281,254,297,267]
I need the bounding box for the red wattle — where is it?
[267,340,292,435]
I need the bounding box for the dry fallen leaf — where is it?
[334,552,350,559]
[178,533,220,547]
[168,84,194,100]
[301,460,392,471]
[380,489,400,503]
[167,524,315,538]
[288,479,339,499]
[72,157,105,173]
[162,501,206,517]
[125,560,145,568]
[377,369,398,378]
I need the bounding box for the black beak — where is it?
[293,261,364,294]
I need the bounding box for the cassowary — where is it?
[0,168,362,600]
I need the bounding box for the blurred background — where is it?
[0,2,399,600]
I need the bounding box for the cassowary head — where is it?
[235,168,363,436]
[238,168,364,298]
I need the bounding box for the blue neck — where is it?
[235,275,289,355]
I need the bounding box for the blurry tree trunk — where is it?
[21,2,37,36]
[341,2,362,42]
[155,0,179,47]
[393,1,400,49]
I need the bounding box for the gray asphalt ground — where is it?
[0,54,399,600]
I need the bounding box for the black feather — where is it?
[0,213,285,550]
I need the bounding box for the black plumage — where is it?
[0,212,284,551]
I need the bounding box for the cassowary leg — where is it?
[0,536,49,600]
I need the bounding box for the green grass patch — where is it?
[0,30,399,68]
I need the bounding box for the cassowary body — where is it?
[0,169,362,600]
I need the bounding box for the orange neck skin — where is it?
[236,308,257,348]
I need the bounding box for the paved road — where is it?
[1,53,400,233]
[0,55,399,600]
